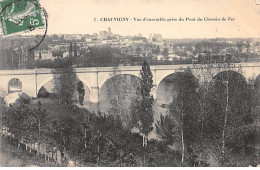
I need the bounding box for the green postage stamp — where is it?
[0,0,44,35]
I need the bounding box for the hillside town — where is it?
[0,27,260,70]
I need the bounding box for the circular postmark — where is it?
[0,0,48,51]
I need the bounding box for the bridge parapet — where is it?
[1,62,259,75]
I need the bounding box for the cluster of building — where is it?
[0,28,260,69]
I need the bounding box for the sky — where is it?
[34,0,260,38]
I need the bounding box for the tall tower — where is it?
[108,27,112,35]
[149,34,153,43]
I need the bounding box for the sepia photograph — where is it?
[0,0,260,167]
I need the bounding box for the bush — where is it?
[16,93,31,104]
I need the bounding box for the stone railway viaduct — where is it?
[1,62,260,112]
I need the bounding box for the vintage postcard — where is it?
[0,0,260,167]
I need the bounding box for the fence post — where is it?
[44,148,47,162]
[30,143,32,153]
[57,150,62,165]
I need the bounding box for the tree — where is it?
[153,45,160,55]
[74,42,77,58]
[193,75,216,166]
[3,104,31,149]
[29,101,48,154]
[77,81,85,106]
[136,47,143,55]
[81,112,91,150]
[156,70,200,164]
[69,42,73,58]
[27,48,35,69]
[192,63,259,166]
[209,70,254,166]
[39,51,42,59]
[132,61,154,147]
[86,113,140,166]
[85,46,120,67]
[52,58,77,106]
[104,74,141,129]
[49,120,73,166]
[162,48,169,61]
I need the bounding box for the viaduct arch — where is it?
[1,62,260,112]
